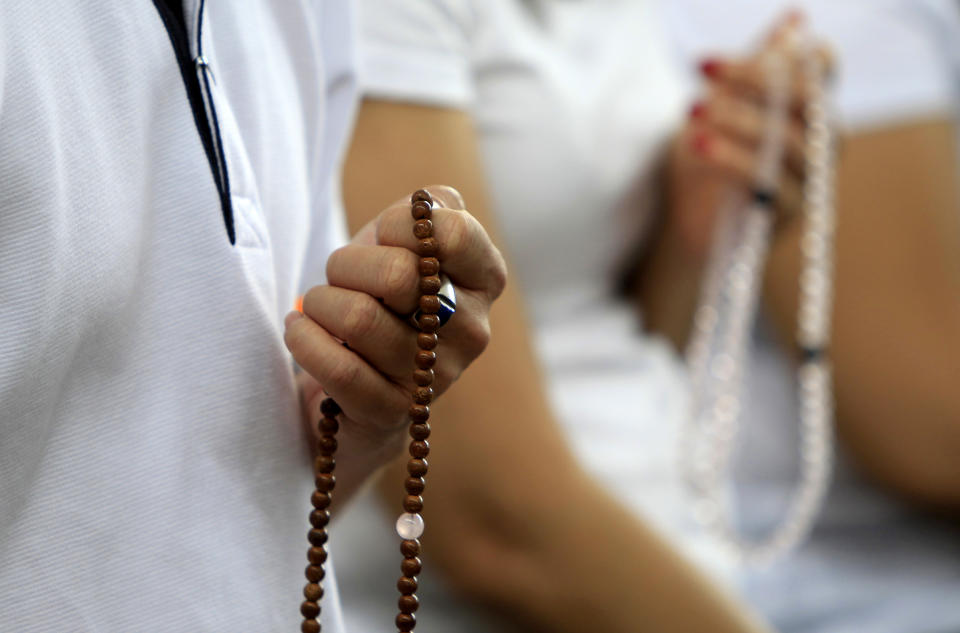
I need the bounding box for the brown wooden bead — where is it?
[418,257,440,276]
[405,476,426,495]
[320,398,342,417]
[304,583,324,601]
[309,509,331,529]
[315,473,336,492]
[419,294,441,314]
[311,490,331,509]
[403,495,424,513]
[317,436,338,455]
[408,404,430,422]
[414,351,436,369]
[409,440,430,458]
[314,455,335,473]
[401,557,422,578]
[308,529,328,547]
[301,619,320,633]
[418,275,442,295]
[412,387,434,405]
[417,332,438,350]
[300,600,320,619]
[412,369,434,386]
[307,547,327,565]
[411,200,433,220]
[417,237,439,257]
[319,416,339,434]
[407,459,428,477]
[418,314,440,332]
[397,613,416,631]
[409,423,431,441]
[397,575,418,595]
[400,539,421,557]
[412,189,433,204]
[305,565,325,583]
[399,593,420,614]
[413,219,433,239]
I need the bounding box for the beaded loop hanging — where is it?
[683,38,837,567]
[300,189,441,633]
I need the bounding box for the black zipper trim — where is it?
[152,0,236,244]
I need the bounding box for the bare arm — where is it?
[344,99,771,633]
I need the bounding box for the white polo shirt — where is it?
[0,2,354,631]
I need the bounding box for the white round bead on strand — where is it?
[396,512,425,540]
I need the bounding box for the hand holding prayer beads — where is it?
[286,188,507,632]
[667,12,834,258]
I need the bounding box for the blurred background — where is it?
[332,1,960,632]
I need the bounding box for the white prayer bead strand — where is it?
[681,38,837,566]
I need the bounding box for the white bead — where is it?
[395,512,424,539]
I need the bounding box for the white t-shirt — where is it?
[336,1,960,633]
[0,2,354,631]
[336,1,698,632]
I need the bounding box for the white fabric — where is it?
[338,1,960,633]
[337,1,704,632]
[0,2,355,631]
[665,0,960,131]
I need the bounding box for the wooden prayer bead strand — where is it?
[391,189,442,632]
[301,397,341,633]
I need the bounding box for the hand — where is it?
[666,11,834,259]
[283,185,507,473]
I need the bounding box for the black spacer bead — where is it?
[751,187,777,209]
[799,345,826,362]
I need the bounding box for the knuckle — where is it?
[441,210,475,258]
[428,184,465,210]
[461,314,492,359]
[325,355,363,390]
[382,250,416,297]
[486,249,508,299]
[343,294,381,343]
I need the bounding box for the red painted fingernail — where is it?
[699,58,723,79]
[689,101,707,120]
[692,132,712,156]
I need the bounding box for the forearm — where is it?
[376,405,768,633]
[372,292,767,633]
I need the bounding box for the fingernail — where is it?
[689,101,707,120]
[692,132,712,156]
[699,58,723,79]
[294,295,304,313]
[284,310,302,329]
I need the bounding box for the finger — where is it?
[283,311,408,428]
[694,89,807,177]
[699,45,834,117]
[301,284,416,383]
[419,184,465,210]
[688,128,803,221]
[376,205,507,298]
[326,244,421,314]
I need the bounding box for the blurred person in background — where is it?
[333,1,960,632]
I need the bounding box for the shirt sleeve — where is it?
[354,0,476,108]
